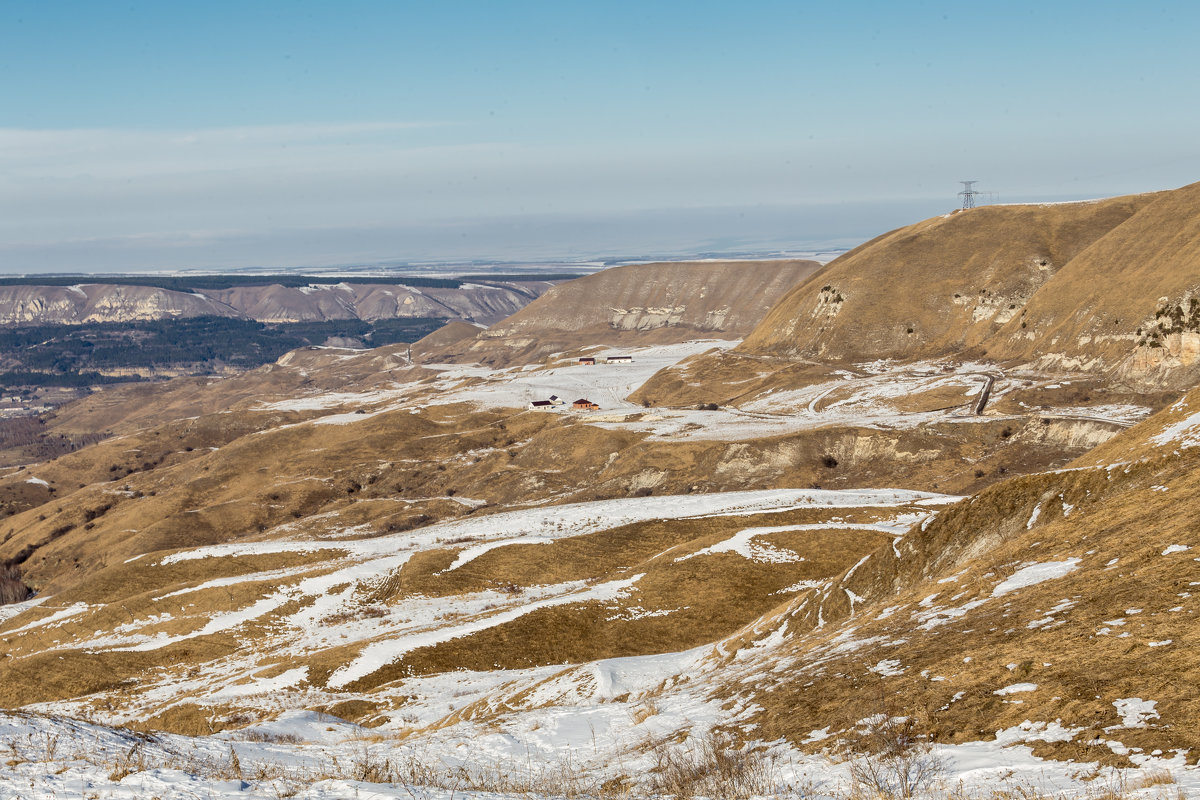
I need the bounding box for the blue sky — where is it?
[2,1,1198,272]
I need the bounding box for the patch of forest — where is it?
[0,316,445,389]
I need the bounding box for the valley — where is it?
[2,190,1200,799]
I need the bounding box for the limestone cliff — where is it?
[0,280,550,326]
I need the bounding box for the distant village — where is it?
[526,353,633,412]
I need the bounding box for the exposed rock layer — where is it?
[0,280,553,326]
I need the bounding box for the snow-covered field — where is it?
[3,701,1198,800]
[12,487,951,726]
[6,478,1197,799]
[254,342,1149,442]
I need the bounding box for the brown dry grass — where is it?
[725,429,1200,764]
[740,192,1155,362]
[341,510,894,690]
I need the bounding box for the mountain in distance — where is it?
[0,278,559,326]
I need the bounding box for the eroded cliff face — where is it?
[0,280,549,326]
[0,284,239,324]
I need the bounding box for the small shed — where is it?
[528,400,554,411]
[605,355,633,363]
[572,398,599,411]
[548,394,564,405]
[578,357,596,365]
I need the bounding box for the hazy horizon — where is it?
[3,2,1198,274]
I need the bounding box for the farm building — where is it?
[572,398,600,411]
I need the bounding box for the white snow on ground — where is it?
[3,706,1199,800]
[254,388,411,412]
[422,339,737,416]
[2,601,91,636]
[919,561,1082,631]
[994,682,1038,695]
[0,486,954,723]
[1049,404,1152,425]
[206,667,310,701]
[24,475,49,486]
[869,658,905,676]
[1149,403,1200,448]
[992,559,1081,597]
[1163,544,1191,555]
[994,719,1082,744]
[0,595,45,624]
[327,574,643,688]
[159,487,950,566]
[1026,500,1043,529]
[674,522,854,564]
[1113,697,1159,728]
[246,343,1141,444]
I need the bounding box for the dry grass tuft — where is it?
[646,731,776,800]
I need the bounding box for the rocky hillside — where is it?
[739,182,1200,389]
[419,259,822,365]
[0,279,553,326]
[0,341,1196,782]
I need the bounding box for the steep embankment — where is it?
[986,181,1200,381]
[0,280,550,326]
[738,182,1200,388]
[421,260,822,366]
[740,194,1153,361]
[716,383,1200,763]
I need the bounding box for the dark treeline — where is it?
[0,316,444,389]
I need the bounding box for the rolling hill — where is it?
[3,188,1200,799]
[739,182,1200,389]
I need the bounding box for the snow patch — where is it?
[992,559,1081,597]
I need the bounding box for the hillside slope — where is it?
[738,183,1200,388]
[421,259,822,365]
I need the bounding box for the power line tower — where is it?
[958,180,979,210]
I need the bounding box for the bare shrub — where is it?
[846,716,945,800]
[647,731,773,800]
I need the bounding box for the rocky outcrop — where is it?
[0,284,239,324]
